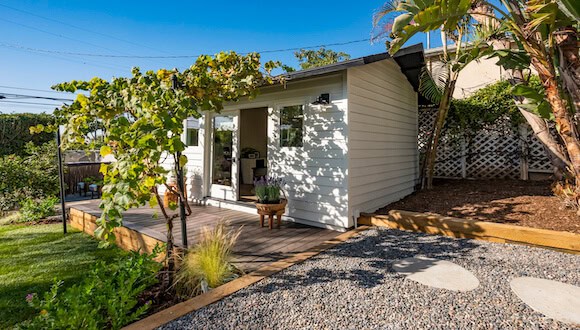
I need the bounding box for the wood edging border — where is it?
[359,210,580,254]
[69,207,166,261]
[122,225,370,330]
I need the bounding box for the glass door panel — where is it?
[212,116,234,186]
[210,113,238,201]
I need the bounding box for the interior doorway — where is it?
[238,107,268,202]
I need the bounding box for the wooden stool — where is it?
[258,209,283,229]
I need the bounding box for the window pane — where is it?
[186,128,199,146]
[212,116,234,186]
[280,105,303,147]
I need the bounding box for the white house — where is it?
[173,44,424,231]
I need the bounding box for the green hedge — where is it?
[0,113,55,156]
[0,141,59,212]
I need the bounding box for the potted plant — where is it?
[254,177,287,228]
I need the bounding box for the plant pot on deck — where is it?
[255,199,287,229]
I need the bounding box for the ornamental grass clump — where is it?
[174,221,241,297]
[254,177,285,204]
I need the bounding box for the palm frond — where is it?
[419,63,449,104]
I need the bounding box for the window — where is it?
[185,118,199,146]
[280,105,303,147]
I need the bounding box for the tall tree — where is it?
[294,48,351,70]
[471,0,580,185]
[374,0,493,189]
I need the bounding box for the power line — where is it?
[0,17,161,69]
[0,17,130,58]
[0,42,128,72]
[0,100,67,106]
[0,38,371,59]
[0,3,170,55]
[0,85,70,95]
[0,92,74,102]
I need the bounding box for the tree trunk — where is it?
[518,109,570,177]
[532,56,580,186]
[425,79,457,189]
[555,26,580,113]
[154,188,175,287]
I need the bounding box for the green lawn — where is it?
[0,223,125,328]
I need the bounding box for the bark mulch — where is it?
[376,179,580,234]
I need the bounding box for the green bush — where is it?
[19,197,59,222]
[20,249,161,330]
[0,141,59,212]
[0,113,55,156]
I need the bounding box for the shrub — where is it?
[19,197,59,222]
[0,113,55,157]
[0,141,59,212]
[553,181,580,214]
[174,221,241,297]
[447,80,523,137]
[20,249,161,330]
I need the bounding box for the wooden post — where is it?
[519,125,529,180]
[56,128,67,234]
[460,138,467,179]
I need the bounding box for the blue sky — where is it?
[0,0,432,114]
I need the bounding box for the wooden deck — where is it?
[68,199,339,271]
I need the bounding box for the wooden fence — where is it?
[419,107,553,180]
[64,162,104,195]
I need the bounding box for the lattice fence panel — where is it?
[466,132,521,179]
[527,132,553,173]
[434,138,464,178]
[418,108,552,180]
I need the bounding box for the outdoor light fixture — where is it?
[311,93,330,105]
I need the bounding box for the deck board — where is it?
[68,199,340,272]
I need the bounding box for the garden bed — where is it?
[376,179,580,234]
[0,223,125,328]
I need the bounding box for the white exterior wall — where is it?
[347,59,419,218]
[158,117,206,200]
[222,74,350,230]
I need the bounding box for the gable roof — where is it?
[280,43,425,91]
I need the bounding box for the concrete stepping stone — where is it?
[510,277,580,325]
[392,256,480,291]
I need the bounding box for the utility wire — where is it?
[0,92,74,102]
[0,100,67,106]
[0,38,371,59]
[0,17,160,69]
[0,42,128,72]
[0,85,70,94]
[0,3,171,55]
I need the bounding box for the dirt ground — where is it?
[376,179,580,234]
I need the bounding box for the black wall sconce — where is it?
[312,93,330,105]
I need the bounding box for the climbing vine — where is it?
[49,52,278,275]
[445,80,524,139]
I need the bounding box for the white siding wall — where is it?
[223,74,349,230]
[158,117,205,201]
[182,116,205,201]
[347,59,419,218]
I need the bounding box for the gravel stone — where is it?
[159,228,580,329]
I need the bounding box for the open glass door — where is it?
[210,113,239,200]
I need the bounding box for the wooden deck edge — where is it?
[69,207,166,260]
[359,210,580,254]
[122,225,370,330]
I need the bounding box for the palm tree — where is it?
[473,0,580,185]
[373,0,493,189]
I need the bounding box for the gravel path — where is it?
[160,228,580,329]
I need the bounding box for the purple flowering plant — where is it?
[254,176,285,204]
